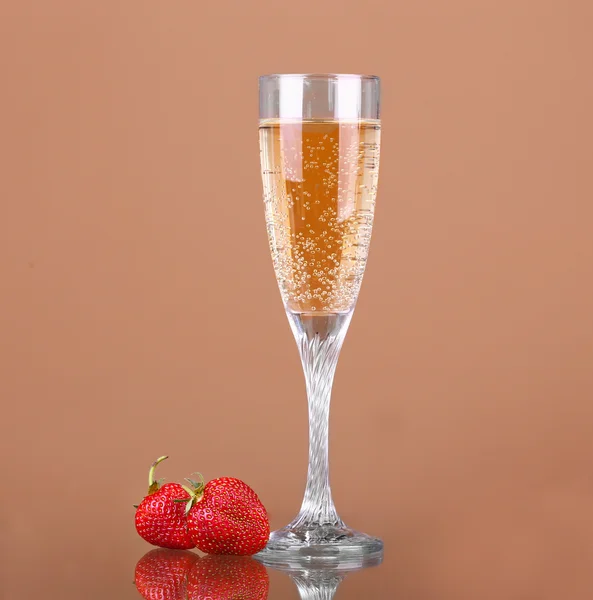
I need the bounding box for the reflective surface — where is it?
[133,548,381,600]
[5,524,593,599]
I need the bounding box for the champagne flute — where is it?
[257,74,382,565]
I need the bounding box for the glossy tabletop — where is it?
[4,523,593,599]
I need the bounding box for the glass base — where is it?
[255,522,383,569]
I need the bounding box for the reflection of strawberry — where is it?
[134,548,198,600]
[187,555,269,600]
[134,456,194,549]
[185,477,269,555]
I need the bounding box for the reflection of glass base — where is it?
[255,522,383,569]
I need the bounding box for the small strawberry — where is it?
[184,476,270,555]
[187,555,269,600]
[134,548,198,600]
[135,456,195,550]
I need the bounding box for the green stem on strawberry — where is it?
[147,455,169,495]
[185,472,205,490]
[173,477,205,515]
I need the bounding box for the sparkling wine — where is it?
[260,119,380,314]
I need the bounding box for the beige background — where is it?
[1,1,593,598]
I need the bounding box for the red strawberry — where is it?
[135,456,195,550]
[185,477,270,555]
[187,555,269,600]
[134,548,198,600]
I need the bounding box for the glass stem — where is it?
[286,310,353,528]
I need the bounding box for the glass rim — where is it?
[259,73,380,82]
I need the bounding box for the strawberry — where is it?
[134,456,195,550]
[187,555,269,600]
[184,476,270,555]
[134,548,198,600]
